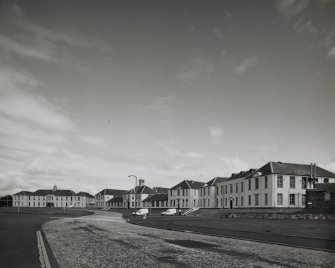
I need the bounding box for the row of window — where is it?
[219,193,306,207]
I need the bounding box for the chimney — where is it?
[310,163,313,178]
[53,185,57,192]
[139,179,145,187]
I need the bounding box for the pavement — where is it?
[43,211,335,267]
[0,208,92,268]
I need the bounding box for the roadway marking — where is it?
[37,230,51,268]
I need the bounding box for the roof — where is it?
[0,195,12,200]
[170,180,205,190]
[308,183,335,193]
[13,191,32,196]
[106,195,123,203]
[225,169,257,182]
[127,185,157,195]
[152,187,169,194]
[143,193,168,202]
[205,177,227,186]
[75,192,94,198]
[247,162,335,178]
[95,189,127,196]
[31,189,75,196]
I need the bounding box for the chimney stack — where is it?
[139,179,145,187]
[53,185,57,192]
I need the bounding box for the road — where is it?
[0,208,92,268]
[127,216,335,252]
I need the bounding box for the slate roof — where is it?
[95,189,127,196]
[205,177,227,186]
[310,183,335,193]
[152,187,169,194]
[106,195,123,203]
[225,169,257,182]
[13,191,32,196]
[143,193,168,202]
[170,180,205,190]
[126,185,157,195]
[75,192,94,198]
[31,189,75,196]
[0,195,12,201]
[246,162,335,178]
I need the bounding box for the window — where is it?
[289,194,295,205]
[221,198,223,207]
[241,196,244,206]
[255,178,259,190]
[301,194,306,206]
[224,198,227,207]
[277,194,283,205]
[230,184,233,194]
[248,180,251,191]
[248,195,251,205]
[235,197,238,206]
[302,177,307,189]
[235,183,238,193]
[264,194,268,205]
[290,176,295,188]
[220,186,223,195]
[225,185,227,194]
[177,189,180,196]
[241,182,244,192]
[324,178,329,183]
[277,176,283,188]
[255,194,259,206]
[183,189,185,196]
[264,176,268,188]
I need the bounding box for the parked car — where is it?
[132,208,149,216]
[161,208,177,216]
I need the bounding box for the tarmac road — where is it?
[0,208,92,268]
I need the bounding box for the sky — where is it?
[0,0,334,196]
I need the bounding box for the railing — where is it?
[182,207,199,216]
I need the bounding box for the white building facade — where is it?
[168,180,205,209]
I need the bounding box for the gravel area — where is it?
[43,211,335,268]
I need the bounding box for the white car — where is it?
[161,209,177,216]
[132,208,149,216]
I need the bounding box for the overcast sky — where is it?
[0,0,334,195]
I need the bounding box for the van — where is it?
[132,208,149,216]
[161,208,177,216]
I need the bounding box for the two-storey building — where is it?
[95,189,127,208]
[199,177,227,208]
[168,180,205,209]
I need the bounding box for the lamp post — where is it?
[128,175,137,212]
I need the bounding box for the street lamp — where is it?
[128,175,137,211]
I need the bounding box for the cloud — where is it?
[209,126,224,145]
[213,27,224,40]
[185,152,206,159]
[275,0,310,18]
[178,58,213,84]
[235,57,259,74]
[0,3,112,69]
[327,47,335,59]
[80,136,105,146]
[0,67,75,132]
[292,20,318,34]
[218,156,250,174]
[143,96,176,116]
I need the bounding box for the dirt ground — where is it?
[43,211,335,268]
